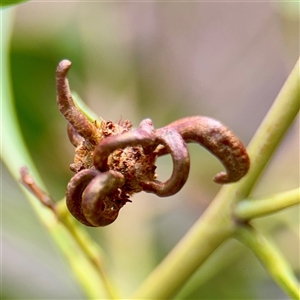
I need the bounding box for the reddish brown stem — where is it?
[66,169,125,227]
[141,128,190,197]
[66,169,100,226]
[67,123,84,147]
[56,60,99,146]
[163,116,250,183]
[82,170,125,226]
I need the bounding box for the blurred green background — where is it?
[2,2,299,299]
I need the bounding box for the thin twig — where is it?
[20,166,57,214]
[235,188,300,221]
[235,225,300,300]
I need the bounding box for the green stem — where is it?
[132,204,235,299]
[132,58,300,299]
[235,226,300,300]
[235,188,300,221]
[236,57,300,197]
[56,201,119,299]
[46,221,112,299]
[1,8,116,299]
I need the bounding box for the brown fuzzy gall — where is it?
[56,60,250,227]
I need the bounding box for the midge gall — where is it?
[56,59,250,227]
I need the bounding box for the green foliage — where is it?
[0,0,29,8]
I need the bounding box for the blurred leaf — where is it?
[0,0,29,8]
